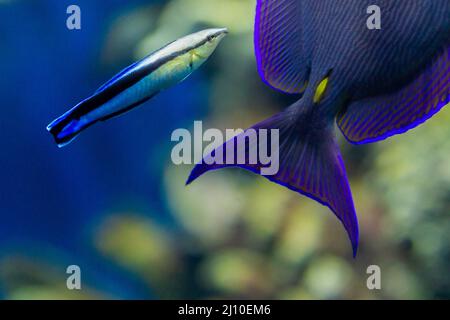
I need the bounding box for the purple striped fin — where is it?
[187,108,359,256]
[255,0,309,94]
[337,45,450,144]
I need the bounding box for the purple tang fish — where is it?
[187,0,450,256]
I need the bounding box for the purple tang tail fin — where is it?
[187,106,359,257]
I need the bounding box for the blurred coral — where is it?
[0,0,449,300]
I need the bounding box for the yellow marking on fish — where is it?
[314,77,329,104]
[191,50,207,59]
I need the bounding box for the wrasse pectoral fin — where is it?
[191,51,207,59]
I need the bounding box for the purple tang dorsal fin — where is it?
[255,0,309,94]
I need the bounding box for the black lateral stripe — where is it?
[70,38,207,118]
[98,92,159,122]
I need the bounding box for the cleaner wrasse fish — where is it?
[187,0,450,256]
[47,28,228,147]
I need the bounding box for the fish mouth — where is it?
[212,27,229,39]
[217,27,228,34]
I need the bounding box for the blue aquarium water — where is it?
[0,0,449,300]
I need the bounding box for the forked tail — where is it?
[187,102,359,256]
[46,109,90,148]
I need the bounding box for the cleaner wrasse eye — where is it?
[47,28,228,147]
[187,0,450,256]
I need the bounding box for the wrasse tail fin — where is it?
[46,111,91,148]
[187,105,359,256]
